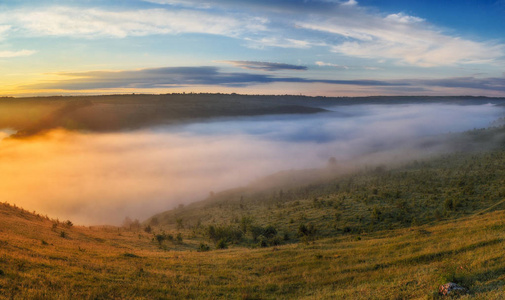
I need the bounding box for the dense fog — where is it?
[0,103,502,224]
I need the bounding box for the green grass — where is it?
[149,145,505,248]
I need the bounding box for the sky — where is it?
[1,0,505,97]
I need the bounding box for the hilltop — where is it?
[1,94,504,137]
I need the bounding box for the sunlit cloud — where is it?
[315,61,349,69]
[0,25,11,40]
[0,1,502,68]
[1,7,267,38]
[0,49,36,58]
[384,13,424,24]
[142,0,504,66]
[300,11,504,67]
[244,37,313,49]
[342,0,357,6]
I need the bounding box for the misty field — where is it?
[1,95,504,225]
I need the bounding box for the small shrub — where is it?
[41,240,48,245]
[297,223,317,238]
[444,198,454,211]
[216,239,228,249]
[144,225,152,233]
[60,231,67,238]
[122,253,140,258]
[176,233,183,243]
[176,218,184,230]
[269,236,282,246]
[250,226,264,241]
[155,234,165,245]
[257,236,268,248]
[198,243,210,252]
[207,225,243,243]
[263,225,277,239]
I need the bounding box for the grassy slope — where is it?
[2,201,505,299]
[148,127,505,244]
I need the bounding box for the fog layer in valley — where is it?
[0,103,502,225]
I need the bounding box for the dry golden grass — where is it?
[1,201,505,299]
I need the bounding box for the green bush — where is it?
[216,239,228,249]
[176,233,183,243]
[206,225,242,243]
[198,243,210,252]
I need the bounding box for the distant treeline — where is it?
[2,94,504,137]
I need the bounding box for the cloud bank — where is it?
[27,66,505,93]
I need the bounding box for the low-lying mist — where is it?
[1,103,503,225]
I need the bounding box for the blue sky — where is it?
[1,0,504,96]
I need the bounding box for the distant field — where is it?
[1,94,504,136]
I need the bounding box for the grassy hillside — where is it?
[2,200,505,298]
[147,126,505,248]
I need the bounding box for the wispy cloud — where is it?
[299,11,504,67]
[220,60,307,71]
[1,7,267,38]
[315,61,349,69]
[0,25,11,40]
[144,0,505,66]
[1,2,503,68]
[315,61,380,70]
[244,37,313,49]
[0,49,36,58]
